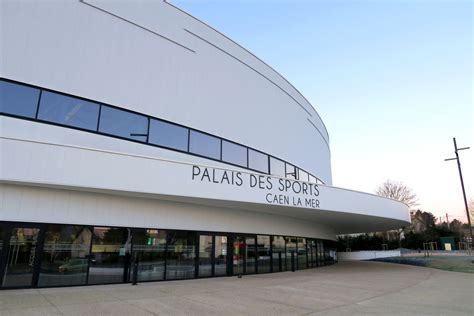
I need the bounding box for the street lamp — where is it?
[444,137,472,248]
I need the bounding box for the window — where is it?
[132,229,167,282]
[222,140,247,167]
[0,80,40,118]
[248,149,268,173]
[257,235,271,273]
[299,169,309,182]
[270,157,285,177]
[148,119,188,151]
[189,130,221,160]
[98,106,148,142]
[38,225,92,287]
[37,91,100,131]
[166,231,196,280]
[198,235,213,277]
[272,236,286,272]
[297,238,307,270]
[309,175,317,184]
[285,163,298,180]
[88,227,131,285]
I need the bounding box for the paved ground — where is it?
[0,261,473,315]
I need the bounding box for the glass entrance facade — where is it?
[0,221,336,289]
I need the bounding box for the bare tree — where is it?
[376,180,418,208]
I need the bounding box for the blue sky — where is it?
[172,0,473,221]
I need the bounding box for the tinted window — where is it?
[189,130,221,160]
[222,140,247,167]
[270,157,285,177]
[0,80,40,118]
[248,149,268,173]
[285,163,298,180]
[149,119,188,151]
[37,91,100,131]
[99,106,148,142]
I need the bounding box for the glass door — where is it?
[1,225,42,288]
[214,235,228,276]
[232,236,245,275]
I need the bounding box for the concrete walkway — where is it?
[0,261,473,315]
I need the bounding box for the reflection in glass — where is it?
[308,239,317,268]
[285,237,297,271]
[248,149,268,173]
[0,80,40,118]
[232,236,244,275]
[149,119,189,151]
[37,92,100,131]
[39,225,91,287]
[214,235,228,276]
[270,157,285,177]
[189,130,221,160]
[98,106,148,142]
[272,236,286,272]
[88,227,130,284]
[132,229,166,281]
[257,235,271,273]
[245,236,256,274]
[297,238,307,270]
[166,231,196,280]
[222,141,247,167]
[2,227,40,287]
[198,235,213,277]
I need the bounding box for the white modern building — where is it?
[0,0,410,289]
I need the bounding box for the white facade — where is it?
[0,0,410,288]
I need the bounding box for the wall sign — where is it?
[191,165,320,209]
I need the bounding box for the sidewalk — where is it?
[0,261,473,315]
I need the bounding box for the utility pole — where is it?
[445,137,472,248]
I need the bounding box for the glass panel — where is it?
[166,231,196,280]
[232,236,244,275]
[0,80,40,118]
[299,170,309,182]
[285,237,297,271]
[257,235,271,273]
[2,227,40,287]
[37,91,100,131]
[88,227,131,285]
[149,119,189,151]
[297,238,307,270]
[189,130,221,160]
[132,229,166,282]
[98,106,148,142]
[39,225,91,287]
[270,157,285,177]
[309,175,317,184]
[272,236,286,272]
[198,235,213,277]
[248,149,268,173]
[0,226,3,251]
[214,235,228,276]
[245,236,256,274]
[285,163,298,180]
[222,141,247,167]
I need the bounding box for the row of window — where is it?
[0,222,337,288]
[0,79,324,183]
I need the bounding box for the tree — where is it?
[376,180,418,208]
